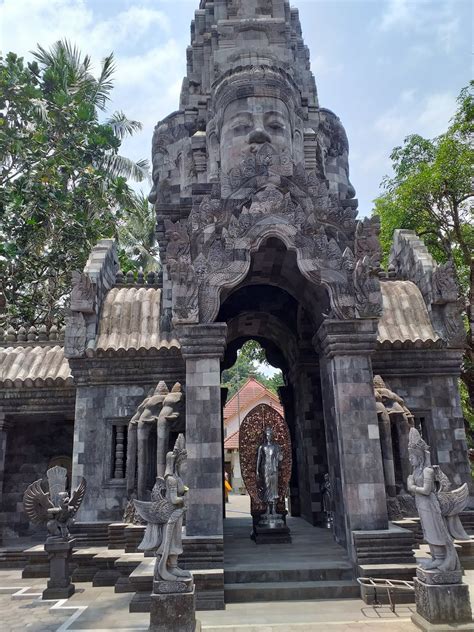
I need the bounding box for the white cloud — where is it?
[311,55,343,77]
[377,0,460,54]
[0,0,185,173]
[373,90,457,143]
[379,0,411,31]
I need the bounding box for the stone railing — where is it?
[114,269,162,287]
[0,323,65,345]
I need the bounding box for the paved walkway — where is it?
[0,496,471,631]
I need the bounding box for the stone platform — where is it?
[224,510,358,603]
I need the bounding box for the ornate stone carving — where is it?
[133,434,192,589]
[407,428,468,572]
[149,0,382,327]
[126,382,184,503]
[70,271,95,313]
[355,216,382,271]
[63,312,86,358]
[432,260,458,304]
[23,466,86,540]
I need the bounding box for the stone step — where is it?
[128,565,225,612]
[224,579,360,603]
[357,563,417,605]
[224,565,353,584]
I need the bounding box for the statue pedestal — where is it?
[412,568,473,631]
[42,537,75,600]
[149,578,200,632]
[252,515,291,544]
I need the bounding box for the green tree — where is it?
[0,41,149,327]
[374,82,473,419]
[117,193,160,273]
[221,340,284,398]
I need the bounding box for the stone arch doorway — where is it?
[218,236,330,527]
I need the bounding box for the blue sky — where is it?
[1,0,472,215]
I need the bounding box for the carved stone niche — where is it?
[239,403,292,525]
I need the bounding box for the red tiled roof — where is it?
[224,429,239,449]
[223,377,283,422]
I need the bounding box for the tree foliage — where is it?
[221,340,284,399]
[0,41,150,327]
[374,81,474,418]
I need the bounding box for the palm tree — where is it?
[118,193,160,273]
[32,40,149,182]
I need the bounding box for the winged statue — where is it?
[133,434,192,584]
[23,466,86,540]
[433,465,470,541]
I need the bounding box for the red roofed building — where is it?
[223,377,284,493]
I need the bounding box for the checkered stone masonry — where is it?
[177,323,227,537]
[316,319,388,556]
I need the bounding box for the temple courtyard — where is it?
[1,495,473,632]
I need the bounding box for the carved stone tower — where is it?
[149,0,387,550]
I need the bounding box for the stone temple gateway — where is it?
[0,0,471,607]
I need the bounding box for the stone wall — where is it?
[373,348,472,492]
[1,417,74,537]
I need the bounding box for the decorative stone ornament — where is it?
[23,466,86,600]
[408,428,472,629]
[133,434,200,632]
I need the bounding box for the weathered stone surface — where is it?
[413,577,472,625]
[149,587,197,632]
[42,537,76,600]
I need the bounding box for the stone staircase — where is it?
[223,563,359,603]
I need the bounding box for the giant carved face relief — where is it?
[220,96,294,182]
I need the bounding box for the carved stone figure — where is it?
[407,428,468,572]
[133,434,192,586]
[70,271,95,313]
[256,426,283,520]
[374,375,414,499]
[23,466,86,540]
[126,382,184,502]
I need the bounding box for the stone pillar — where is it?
[377,413,397,497]
[177,323,227,537]
[0,415,11,508]
[43,537,76,600]
[316,319,388,552]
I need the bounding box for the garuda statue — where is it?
[407,428,468,572]
[133,434,192,585]
[23,466,86,540]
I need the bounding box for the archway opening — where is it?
[217,236,331,528]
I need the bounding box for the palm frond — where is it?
[101,153,150,182]
[106,111,143,140]
[93,53,115,111]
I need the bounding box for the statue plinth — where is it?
[253,514,291,545]
[412,570,472,631]
[42,537,76,600]
[150,580,200,632]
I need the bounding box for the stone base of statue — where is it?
[42,537,76,600]
[411,568,473,631]
[252,513,291,545]
[149,577,200,632]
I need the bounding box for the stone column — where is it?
[0,415,11,508]
[316,319,388,552]
[177,323,227,537]
[43,537,76,600]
